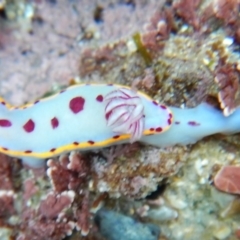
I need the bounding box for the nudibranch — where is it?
[0,84,172,166]
[1,83,240,168]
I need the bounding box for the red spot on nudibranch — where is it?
[34,100,40,104]
[25,150,32,153]
[113,135,120,139]
[1,101,6,105]
[156,127,162,132]
[167,113,173,125]
[105,110,112,120]
[96,95,103,102]
[152,101,158,105]
[0,119,12,127]
[188,121,200,126]
[73,142,79,145]
[69,97,85,114]
[2,147,8,151]
[160,105,167,109]
[23,119,35,133]
[50,148,56,152]
[150,128,154,131]
[51,117,59,129]
[88,140,95,145]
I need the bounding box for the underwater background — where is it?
[0,0,239,239]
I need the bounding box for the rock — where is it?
[214,165,240,194]
[94,208,160,240]
[212,225,231,240]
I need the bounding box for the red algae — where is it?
[214,165,240,194]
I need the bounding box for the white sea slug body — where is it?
[1,83,240,167]
[0,84,172,166]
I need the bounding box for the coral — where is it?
[132,68,156,90]
[17,158,92,239]
[17,213,75,240]
[47,158,71,193]
[90,145,189,198]
[0,154,15,190]
[214,63,240,116]
[153,138,240,239]
[75,191,90,236]
[78,3,239,110]
[0,154,18,224]
[0,190,15,218]
[173,0,201,30]
[141,7,175,52]
[38,191,75,219]
[99,1,164,42]
[212,0,239,25]
[214,165,240,194]
[46,152,92,236]
[0,151,94,239]
[23,177,39,202]
[0,21,13,50]
[17,179,77,240]
[47,152,90,193]
[235,27,240,44]
[79,41,129,77]
[0,0,167,106]
[0,0,82,105]
[0,0,240,239]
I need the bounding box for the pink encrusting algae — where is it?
[214,165,240,195]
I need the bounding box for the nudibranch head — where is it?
[104,88,144,142]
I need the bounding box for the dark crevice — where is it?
[145,180,168,200]
[0,9,7,20]
[93,5,104,24]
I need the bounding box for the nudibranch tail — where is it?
[104,88,144,142]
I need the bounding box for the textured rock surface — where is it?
[95,208,160,240]
[0,0,239,239]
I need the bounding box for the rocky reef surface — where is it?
[0,0,239,239]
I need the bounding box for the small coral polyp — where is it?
[0,83,240,167]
